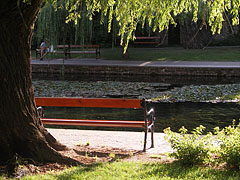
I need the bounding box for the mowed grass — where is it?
[32,46,240,61]
[6,161,240,180]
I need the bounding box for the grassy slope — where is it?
[31,46,240,61]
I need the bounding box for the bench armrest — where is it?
[37,106,44,118]
[146,108,155,126]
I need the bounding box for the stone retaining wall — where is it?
[32,64,240,77]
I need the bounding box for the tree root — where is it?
[42,127,68,151]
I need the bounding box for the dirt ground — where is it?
[47,128,173,155]
[0,145,173,179]
[60,144,172,164]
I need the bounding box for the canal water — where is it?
[33,74,240,133]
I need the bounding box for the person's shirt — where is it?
[40,42,45,48]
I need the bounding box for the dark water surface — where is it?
[32,73,240,86]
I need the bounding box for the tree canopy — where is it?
[59,0,240,51]
[34,0,240,50]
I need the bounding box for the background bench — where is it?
[133,37,160,47]
[35,97,155,152]
[56,44,100,59]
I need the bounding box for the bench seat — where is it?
[41,118,148,128]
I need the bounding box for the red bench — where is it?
[35,97,155,152]
[133,36,160,47]
[56,44,100,59]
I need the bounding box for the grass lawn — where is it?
[7,161,240,180]
[32,46,240,61]
[102,46,240,61]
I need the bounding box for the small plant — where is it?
[109,153,116,159]
[149,154,162,159]
[214,120,240,169]
[164,125,215,166]
[86,142,90,146]
[75,142,83,146]
[93,155,99,161]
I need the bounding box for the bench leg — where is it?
[143,126,147,152]
[151,125,154,148]
[96,49,100,59]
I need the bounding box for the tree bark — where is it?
[0,0,77,165]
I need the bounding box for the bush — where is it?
[164,125,215,166]
[214,120,240,169]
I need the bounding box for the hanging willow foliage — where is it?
[39,0,240,51]
[63,0,239,52]
[33,1,69,47]
[33,0,102,48]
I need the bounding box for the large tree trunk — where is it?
[0,0,76,165]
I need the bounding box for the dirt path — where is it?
[48,128,173,155]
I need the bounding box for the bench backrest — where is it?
[70,45,100,48]
[57,45,69,49]
[135,37,160,40]
[56,45,100,49]
[35,97,143,109]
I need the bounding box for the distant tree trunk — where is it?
[122,45,129,59]
[0,0,76,165]
[180,19,212,49]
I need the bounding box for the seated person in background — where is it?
[40,40,48,60]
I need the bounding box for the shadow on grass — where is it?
[73,148,132,159]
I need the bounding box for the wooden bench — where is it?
[133,37,160,47]
[35,97,155,152]
[56,44,100,59]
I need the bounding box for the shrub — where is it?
[164,125,214,166]
[214,120,240,169]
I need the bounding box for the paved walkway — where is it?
[32,58,240,68]
[48,128,173,154]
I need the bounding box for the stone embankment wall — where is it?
[32,64,240,77]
